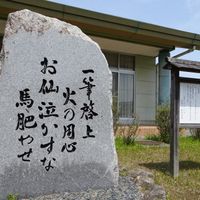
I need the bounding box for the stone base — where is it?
[0,162,118,199]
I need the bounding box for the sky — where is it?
[50,0,200,77]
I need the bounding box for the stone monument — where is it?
[0,9,118,199]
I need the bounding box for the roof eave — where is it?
[164,57,200,73]
[0,0,200,50]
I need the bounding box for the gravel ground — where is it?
[25,176,142,200]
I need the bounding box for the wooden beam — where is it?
[170,69,180,177]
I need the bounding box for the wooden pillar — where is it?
[170,69,179,177]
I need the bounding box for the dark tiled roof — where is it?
[164,57,200,73]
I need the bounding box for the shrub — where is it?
[112,96,139,144]
[190,128,200,140]
[120,114,139,145]
[7,194,18,200]
[156,103,170,143]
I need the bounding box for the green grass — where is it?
[144,134,161,142]
[116,136,200,200]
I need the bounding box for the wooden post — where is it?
[170,69,179,177]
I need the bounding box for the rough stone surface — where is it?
[0,9,118,199]
[19,169,166,200]
[144,185,166,200]
[21,176,142,200]
[130,169,166,200]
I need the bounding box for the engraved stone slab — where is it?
[0,9,118,199]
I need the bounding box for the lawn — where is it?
[116,136,200,200]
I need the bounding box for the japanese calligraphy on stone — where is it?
[15,57,98,171]
[0,9,118,199]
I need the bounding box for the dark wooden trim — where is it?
[167,61,200,177]
[164,64,200,73]
[170,69,179,177]
[179,77,200,84]
[180,124,200,128]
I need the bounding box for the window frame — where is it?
[104,51,135,123]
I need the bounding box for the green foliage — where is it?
[190,128,200,140]
[156,103,170,143]
[120,114,139,145]
[7,194,18,200]
[145,134,161,141]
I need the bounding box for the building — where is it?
[1,0,200,125]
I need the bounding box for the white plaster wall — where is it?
[135,55,156,124]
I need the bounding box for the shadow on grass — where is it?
[140,160,200,174]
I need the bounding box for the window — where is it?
[104,51,135,120]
